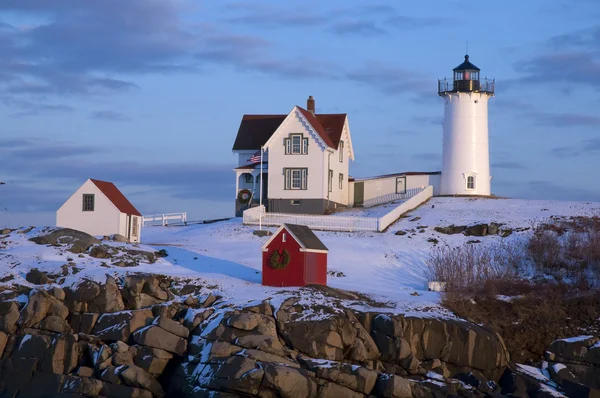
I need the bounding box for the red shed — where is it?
[261,223,328,287]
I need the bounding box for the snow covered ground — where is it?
[2,197,599,316]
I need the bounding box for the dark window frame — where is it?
[283,167,308,190]
[395,176,407,194]
[82,194,95,211]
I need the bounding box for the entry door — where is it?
[304,253,317,284]
[396,177,406,194]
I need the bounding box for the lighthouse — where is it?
[438,55,495,196]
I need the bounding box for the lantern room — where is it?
[438,54,495,95]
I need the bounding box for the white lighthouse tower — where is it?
[438,55,495,196]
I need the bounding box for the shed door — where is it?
[304,252,318,284]
[354,182,364,206]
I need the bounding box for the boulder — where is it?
[0,331,7,357]
[39,333,80,374]
[90,245,112,259]
[64,279,101,312]
[195,356,264,396]
[19,290,66,328]
[76,366,95,377]
[298,355,377,394]
[153,316,189,339]
[113,234,128,243]
[15,333,53,359]
[46,286,66,301]
[113,351,134,366]
[132,325,187,356]
[70,313,100,334]
[111,341,131,354]
[29,228,99,253]
[39,315,72,333]
[376,374,415,398]
[261,362,318,398]
[91,309,154,342]
[133,345,173,376]
[87,276,125,313]
[0,301,20,333]
[546,335,599,363]
[318,382,364,398]
[227,312,262,331]
[488,222,502,235]
[464,224,488,237]
[120,364,165,398]
[122,275,170,309]
[25,269,50,285]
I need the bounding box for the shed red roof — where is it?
[232,107,346,151]
[90,179,142,216]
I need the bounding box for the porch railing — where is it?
[142,212,187,226]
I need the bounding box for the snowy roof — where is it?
[90,179,142,216]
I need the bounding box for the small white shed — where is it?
[56,178,143,242]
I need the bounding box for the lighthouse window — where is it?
[466,176,475,190]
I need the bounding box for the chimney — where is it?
[307,95,315,115]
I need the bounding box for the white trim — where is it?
[260,224,288,251]
[342,117,355,161]
[299,248,328,254]
[260,223,327,253]
[263,107,329,151]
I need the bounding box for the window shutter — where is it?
[303,138,308,154]
[285,169,290,189]
[301,169,307,190]
[284,138,290,154]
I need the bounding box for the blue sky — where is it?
[1,0,599,227]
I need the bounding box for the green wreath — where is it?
[237,189,252,204]
[270,248,291,269]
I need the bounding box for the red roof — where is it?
[90,179,142,216]
[232,108,346,151]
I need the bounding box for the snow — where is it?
[1,197,599,316]
[552,363,567,373]
[539,383,567,397]
[516,364,549,382]
[557,335,594,343]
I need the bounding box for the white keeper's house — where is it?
[232,55,495,216]
[56,178,143,242]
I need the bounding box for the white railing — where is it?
[142,212,187,226]
[242,186,433,232]
[243,205,377,232]
[377,186,433,231]
[362,187,425,208]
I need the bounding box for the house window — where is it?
[328,170,333,192]
[82,194,94,211]
[282,233,286,242]
[284,134,308,155]
[291,200,301,205]
[466,175,475,190]
[339,173,343,189]
[339,141,344,162]
[284,168,307,190]
[132,216,138,237]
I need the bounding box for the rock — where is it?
[546,336,599,363]
[133,345,173,376]
[39,315,72,333]
[76,366,95,377]
[18,289,62,328]
[132,325,187,356]
[500,228,513,237]
[113,234,128,243]
[488,222,502,235]
[29,228,100,253]
[0,228,12,234]
[261,362,318,398]
[227,312,262,331]
[47,286,66,301]
[25,269,50,285]
[61,375,104,396]
[91,309,154,342]
[195,356,264,396]
[120,364,165,398]
[99,364,122,384]
[122,275,170,309]
[464,224,488,237]
[184,295,199,306]
[113,351,135,366]
[298,355,377,394]
[394,230,407,236]
[188,337,242,359]
[0,301,20,333]
[64,279,101,311]
[376,374,414,398]
[90,344,113,370]
[15,333,53,359]
[100,382,154,398]
[111,341,130,353]
[70,313,100,334]
[90,245,112,259]
[0,331,7,357]
[153,316,189,338]
[201,293,218,308]
[39,333,80,374]
[87,275,125,313]
[318,382,364,398]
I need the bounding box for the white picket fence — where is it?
[142,212,187,226]
[363,187,425,208]
[243,186,434,232]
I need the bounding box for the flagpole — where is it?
[259,145,263,230]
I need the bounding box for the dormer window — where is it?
[284,134,308,154]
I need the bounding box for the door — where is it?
[304,252,317,284]
[396,176,406,195]
[354,182,364,206]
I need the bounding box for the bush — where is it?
[156,249,169,258]
[425,242,523,299]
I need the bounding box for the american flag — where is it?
[247,150,261,163]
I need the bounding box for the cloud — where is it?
[89,110,131,122]
[521,111,600,127]
[410,115,442,125]
[329,20,388,37]
[385,15,446,30]
[412,153,441,162]
[0,96,75,116]
[491,161,527,170]
[551,137,600,158]
[224,3,325,28]
[0,137,105,159]
[346,62,429,95]
[0,0,196,102]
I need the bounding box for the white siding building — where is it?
[232,96,354,215]
[56,179,143,242]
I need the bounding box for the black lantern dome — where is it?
[438,55,494,95]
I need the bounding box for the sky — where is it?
[1,0,600,227]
